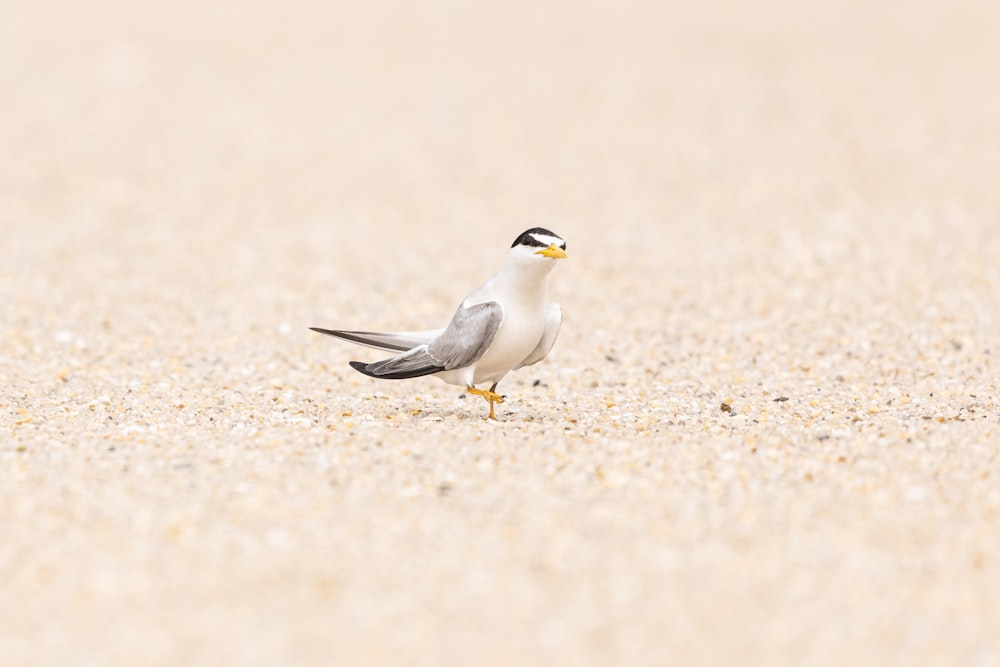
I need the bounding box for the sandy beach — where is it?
[3,0,999,664]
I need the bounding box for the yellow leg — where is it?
[467,383,504,420]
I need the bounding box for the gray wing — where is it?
[309,327,444,353]
[351,345,444,379]
[516,303,562,369]
[346,302,503,380]
[428,301,504,369]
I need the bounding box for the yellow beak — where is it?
[535,243,568,259]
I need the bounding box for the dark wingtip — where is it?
[348,360,376,377]
[348,359,444,380]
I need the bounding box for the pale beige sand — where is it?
[3,0,1000,664]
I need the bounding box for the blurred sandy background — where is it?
[2,0,999,664]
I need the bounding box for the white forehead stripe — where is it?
[530,233,564,247]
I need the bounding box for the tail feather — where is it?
[310,327,442,353]
[312,326,445,379]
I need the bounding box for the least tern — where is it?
[311,227,567,420]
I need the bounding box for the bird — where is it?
[310,227,568,420]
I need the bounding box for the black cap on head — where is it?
[511,227,566,250]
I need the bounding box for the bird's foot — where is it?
[467,385,505,420]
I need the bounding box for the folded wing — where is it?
[428,301,504,370]
[337,302,504,380]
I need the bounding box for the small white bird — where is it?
[311,228,568,420]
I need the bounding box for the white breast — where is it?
[432,249,557,388]
[470,299,546,384]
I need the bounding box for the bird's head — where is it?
[509,227,568,264]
